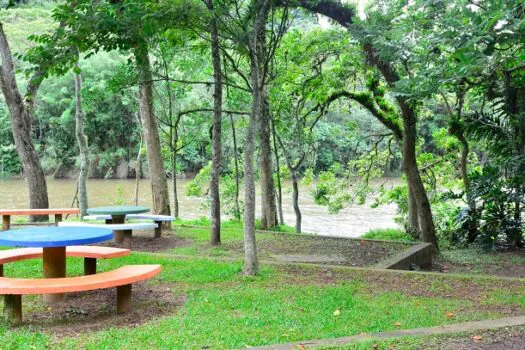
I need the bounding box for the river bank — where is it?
[0,178,399,237]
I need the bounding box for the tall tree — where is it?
[74,59,89,217]
[207,0,223,246]
[45,0,190,226]
[242,0,272,275]
[0,24,49,221]
[135,42,171,224]
[285,0,439,248]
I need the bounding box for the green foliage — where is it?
[362,228,414,242]
[108,184,126,205]
[301,168,314,186]
[313,168,351,213]
[186,162,211,197]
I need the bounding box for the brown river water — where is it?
[0,178,399,237]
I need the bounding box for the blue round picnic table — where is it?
[0,226,113,303]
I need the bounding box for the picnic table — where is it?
[0,226,113,303]
[86,206,150,243]
[0,208,80,230]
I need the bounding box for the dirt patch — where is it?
[99,229,192,252]
[425,326,525,349]
[225,233,409,267]
[24,282,184,338]
[432,259,525,279]
[430,248,525,279]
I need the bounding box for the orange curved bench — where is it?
[0,246,130,276]
[2,264,161,325]
[1,208,80,230]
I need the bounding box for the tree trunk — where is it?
[134,44,171,225]
[259,88,277,229]
[0,24,49,222]
[209,3,222,246]
[134,137,142,206]
[457,133,478,243]
[407,187,420,238]
[230,114,241,220]
[400,101,438,249]
[244,54,260,275]
[171,130,179,218]
[292,172,301,233]
[243,0,271,275]
[271,118,284,225]
[74,61,89,218]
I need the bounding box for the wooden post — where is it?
[84,258,97,275]
[4,295,22,326]
[112,215,126,243]
[54,214,63,226]
[117,284,132,313]
[43,247,66,303]
[0,264,3,277]
[2,215,10,230]
[121,230,132,249]
[154,221,162,238]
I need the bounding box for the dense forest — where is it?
[0,0,523,274]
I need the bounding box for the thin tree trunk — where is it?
[164,57,179,219]
[243,0,271,275]
[291,172,301,233]
[259,88,277,228]
[0,24,49,222]
[74,61,89,218]
[134,137,143,206]
[209,1,222,246]
[230,114,241,220]
[172,128,179,218]
[134,44,171,227]
[271,118,284,225]
[457,133,478,243]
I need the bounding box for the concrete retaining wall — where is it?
[376,243,436,270]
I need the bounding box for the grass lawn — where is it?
[168,221,410,267]
[0,222,523,349]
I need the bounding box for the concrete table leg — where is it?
[117,284,132,313]
[84,258,97,275]
[2,215,10,230]
[54,214,63,226]
[121,230,132,249]
[154,221,162,238]
[43,247,66,303]
[112,215,126,243]
[4,295,22,325]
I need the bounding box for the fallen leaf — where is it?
[333,309,341,316]
[394,322,401,327]
[298,345,306,350]
[446,312,455,318]
[471,335,483,341]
